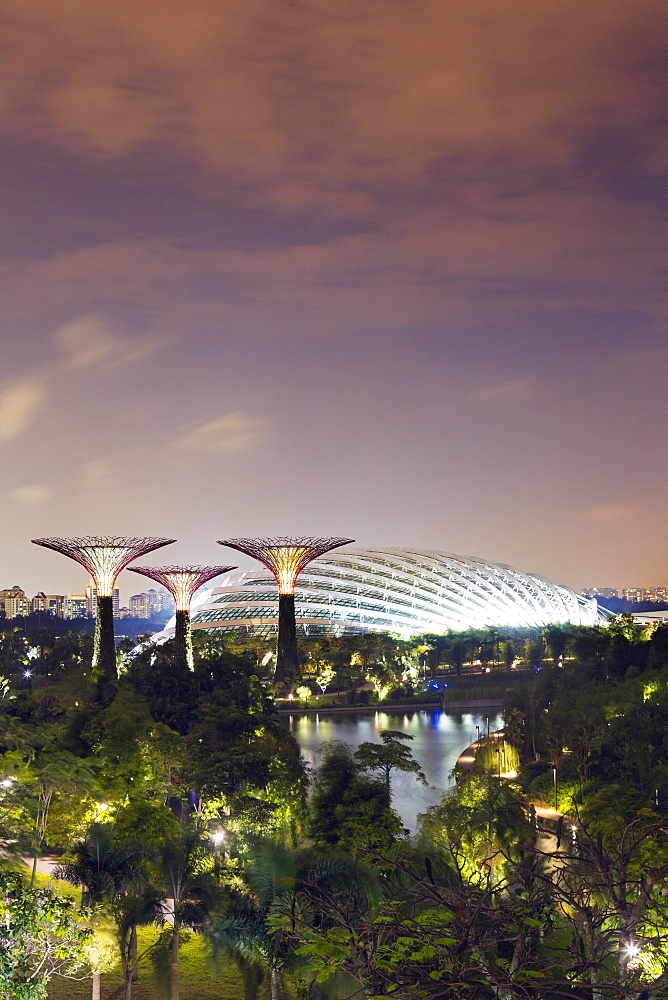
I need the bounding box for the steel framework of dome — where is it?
[186,547,598,638]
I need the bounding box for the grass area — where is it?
[46,928,252,1000]
[27,871,283,1000]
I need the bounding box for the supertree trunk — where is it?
[276,593,300,688]
[94,595,116,678]
[218,538,353,693]
[128,565,235,672]
[174,609,193,670]
[32,537,176,682]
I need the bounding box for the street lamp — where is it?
[476,725,480,743]
[24,669,33,694]
[495,748,501,779]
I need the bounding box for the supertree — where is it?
[31,536,175,678]
[218,537,353,688]
[128,565,236,670]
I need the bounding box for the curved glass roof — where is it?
[185,547,598,637]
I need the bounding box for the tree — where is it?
[531,790,668,998]
[212,841,375,1000]
[315,664,336,695]
[209,841,296,1000]
[154,827,219,1000]
[419,773,532,881]
[54,823,151,1000]
[309,742,404,852]
[0,871,93,1000]
[542,623,573,666]
[281,816,668,999]
[353,729,427,797]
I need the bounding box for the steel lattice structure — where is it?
[32,536,175,677]
[128,565,237,611]
[128,564,236,670]
[219,537,354,594]
[218,536,354,686]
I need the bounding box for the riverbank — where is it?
[277,698,504,715]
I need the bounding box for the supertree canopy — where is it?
[32,536,175,677]
[128,565,236,670]
[218,537,353,687]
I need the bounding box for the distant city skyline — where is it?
[2,1,666,591]
[3,574,667,618]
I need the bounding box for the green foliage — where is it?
[353,729,427,794]
[309,742,404,852]
[114,799,181,847]
[419,774,532,877]
[0,871,93,998]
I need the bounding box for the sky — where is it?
[1,0,666,601]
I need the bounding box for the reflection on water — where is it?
[286,709,504,833]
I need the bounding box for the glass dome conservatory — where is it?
[179,547,597,639]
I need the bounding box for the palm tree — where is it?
[209,841,376,1000]
[209,842,295,1000]
[54,824,150,1000]
[154,827,218,1000]
[114,889,165,1000]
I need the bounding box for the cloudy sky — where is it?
[2,0,666,599]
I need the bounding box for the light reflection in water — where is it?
[286,708,504,833]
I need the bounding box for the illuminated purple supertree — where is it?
[32,536,175,678]
[128,565,236,670]
[218,537,353,687]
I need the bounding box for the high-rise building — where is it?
[622,588,644,603]
[64,594,88,618]
[0,586,30,617]
[30,592,48,613]
[129,593,151,618]
[644,587,668,603]
[86,581,120,618]
[582,588,618,600]
[147,588,171,613]
[45,594,65,616]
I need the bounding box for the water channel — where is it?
[286,707,504,833]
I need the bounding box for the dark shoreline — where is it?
[277,699,504,715]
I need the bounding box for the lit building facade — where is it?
[0,586,30,618]
[172,547,600,640]
[582,587,619,600]
[63,594,88,618]
[86,582,120,618]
